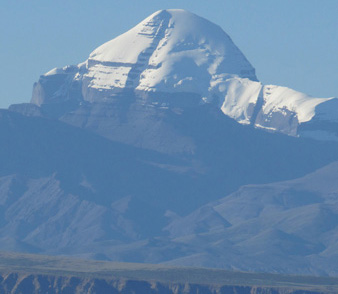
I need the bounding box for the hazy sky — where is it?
[1,0,337,108]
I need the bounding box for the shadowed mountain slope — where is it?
[0,108,338,271]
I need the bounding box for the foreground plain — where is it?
[0,251,338,293]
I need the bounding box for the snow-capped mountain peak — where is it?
[31,9,338,141]
[86,9,256,96]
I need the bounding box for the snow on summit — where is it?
[87,9,257,94]
[31,9,338,141]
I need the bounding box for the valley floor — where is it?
[0,251,337,293]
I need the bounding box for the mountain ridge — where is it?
[1,106,338,274]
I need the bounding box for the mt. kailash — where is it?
[28,9,338,141]
[4,9,338,275]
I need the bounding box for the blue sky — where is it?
[1,0,337,108]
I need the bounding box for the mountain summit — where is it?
[30,9,338,141]
[32,9,256,104]
[88,9,257,92]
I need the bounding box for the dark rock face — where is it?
[31,65,84,107]
[0,273,327,294]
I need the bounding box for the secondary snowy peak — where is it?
[219,77,336,136]
[86,9,257,95]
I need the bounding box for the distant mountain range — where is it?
[2,9,338,275]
